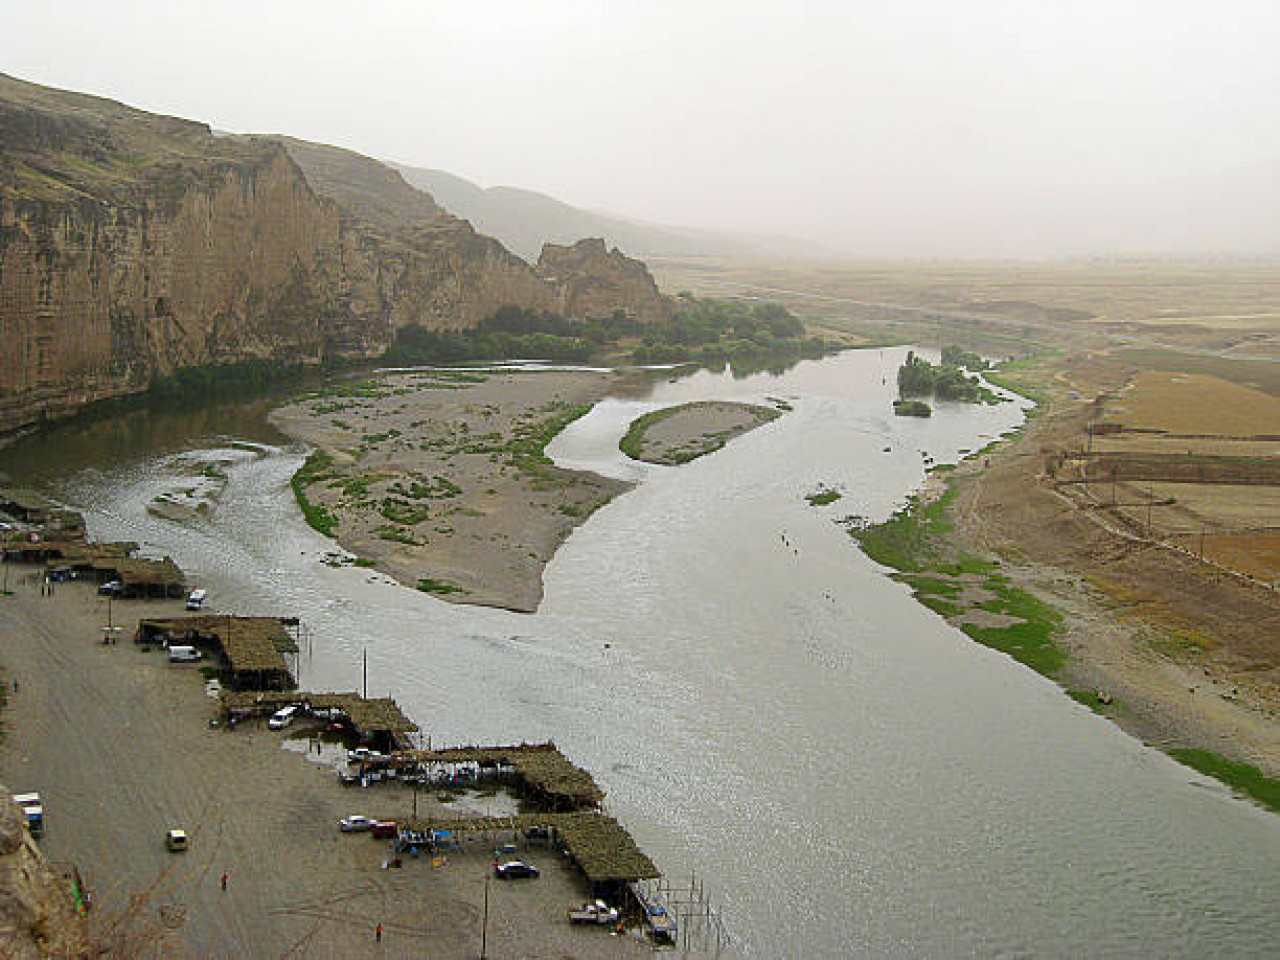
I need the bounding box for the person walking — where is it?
[375,922,383,943]
[220,872,228,891]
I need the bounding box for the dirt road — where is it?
[0,569,648,958]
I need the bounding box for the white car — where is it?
[339,815,376,833]
[347,747,383,763]
[267,705,300,730]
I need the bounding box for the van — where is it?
[13,794,43,837]
[267,705,299,730]
[185,588,207,611]
[167,645,201,663]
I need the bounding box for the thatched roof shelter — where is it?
[219,690,417,747]
[555,812,660,885]
[61,542,140,563]
[75,553,185,597]
[1,539,82,563]
[402,743,605,809]
[138,615,297,688]
[400,811,659,886]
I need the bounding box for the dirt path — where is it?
[0,570,649,958]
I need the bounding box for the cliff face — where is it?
[272,136,559,331]
[0,793,87,958]
[0,74,670,441]
[537,237,671,323]
[0,77,369,437]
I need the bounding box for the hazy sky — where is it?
[6,0,1279,257]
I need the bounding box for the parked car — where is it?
[165,829,188,852]
[347,747,383,763]
[339,815,376,833]
[267,705,299,730]
[494,860,539,879]
[185,588,207,611]
[568,900,620,925]
[97,580,123,596]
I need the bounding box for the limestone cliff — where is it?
[0,74,670,442]
[537,237,671,323]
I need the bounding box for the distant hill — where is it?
[390,163,825,262]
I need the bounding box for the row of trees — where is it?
[632,297,827,365]
[381,297,835,369]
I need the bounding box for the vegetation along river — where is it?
[4,349,1278,958]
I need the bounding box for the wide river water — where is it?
[4,349,1278,958]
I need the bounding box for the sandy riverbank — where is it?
[0,568,650,958]
[619,400,781,465]
[270,368,632,613]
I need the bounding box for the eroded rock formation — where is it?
[537,237,670,323]
[0,74,669,441]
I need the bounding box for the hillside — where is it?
[0,74,669,441]
[391,162,825,262]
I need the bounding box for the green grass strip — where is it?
[1168,749,1280,813]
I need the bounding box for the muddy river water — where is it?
[4,349,1278,958]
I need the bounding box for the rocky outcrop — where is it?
[0,74,670,442]
[0,792,88,958]
[536,238,671,323]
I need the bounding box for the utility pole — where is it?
[480,871,491,959]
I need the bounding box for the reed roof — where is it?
[401,811,659,884]
[219,690,417,734]
[405,743,604,806]
[141,615,297,671]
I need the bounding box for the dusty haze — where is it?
[5,0,1278,257]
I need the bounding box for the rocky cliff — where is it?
[0,74,669,442]
[536,237,670,323]
[0,793,87,958]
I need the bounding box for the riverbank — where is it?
[0,569,651,957]
[857,352,1280,805]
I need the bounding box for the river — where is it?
[3,348,1278,958]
